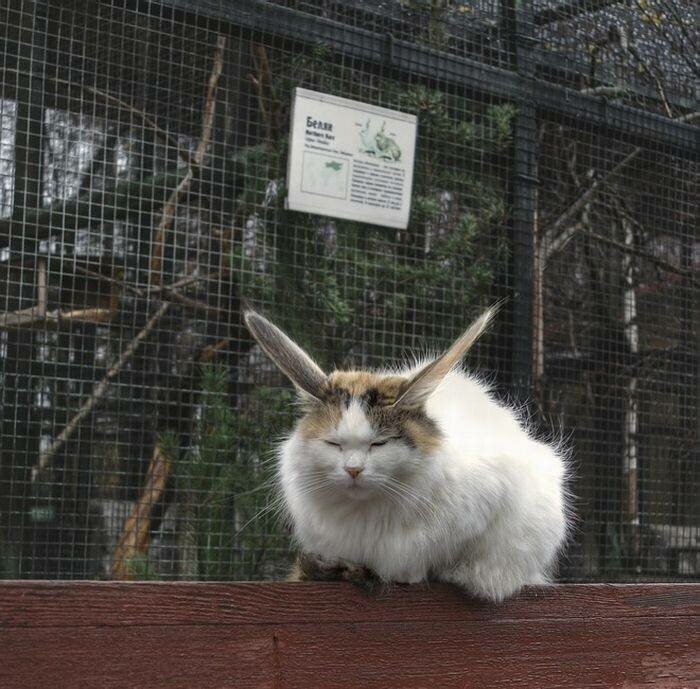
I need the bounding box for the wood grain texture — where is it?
[1,582,698,689]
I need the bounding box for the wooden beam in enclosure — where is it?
[0,582,698,688]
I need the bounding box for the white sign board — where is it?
[286,88,417,229]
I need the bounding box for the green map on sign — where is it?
[301,152,348,199]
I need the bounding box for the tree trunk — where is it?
[622,217,640,572]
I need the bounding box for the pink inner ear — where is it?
[244,310,328,400]
[393,361,442,408]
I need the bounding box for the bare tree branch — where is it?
[74,265,145,297]
[150,35,227,285]
[73,266,227,318]
[250,44,275,143]
[0,307,44,329]
[626,42,673,118]
[1,269,223,329]
[198,338,229,363]
[157,270,221,292]
[37,259,47,313]
[4,67,193,169]
[75,265,222,296]
[534,0,622,26]
[544,101,696,262]
[0,307,111,329]
[587,230,698,283]
[112,443,171,580]
[160,287,228,318]
[580,86,630,97]
[0,260,49,328]
[544,222,585,264]
[31,301,170,481]
[28,36,229,480]
[543,146,642,249]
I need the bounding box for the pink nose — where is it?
[345,467,363,480]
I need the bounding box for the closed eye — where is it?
[370,439,390,448]
[323,440,341,449]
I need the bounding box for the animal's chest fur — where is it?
[294,503,455,574]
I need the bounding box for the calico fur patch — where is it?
[298,369,441,453]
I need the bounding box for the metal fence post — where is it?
[502,0,537,400]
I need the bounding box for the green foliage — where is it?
[183,46,514,580]
[0,541,21,579]
[173,365,294,580]
[235,45,512,364]
[123,553,161,581]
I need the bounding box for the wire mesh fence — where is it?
[0,0,696,582]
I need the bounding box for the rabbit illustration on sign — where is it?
[358,119,379,156]
[359,119,402,161]
[375,122,402,161]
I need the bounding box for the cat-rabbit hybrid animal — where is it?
[244,307,569,602]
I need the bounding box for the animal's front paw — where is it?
[291,552,378,587]
[290,552,339,581]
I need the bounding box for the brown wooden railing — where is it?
[1,582,698,688]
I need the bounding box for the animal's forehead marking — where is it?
[326,370,405,407]
[299,371,442,444]
[337,399,373,439]
[327,370,380,397]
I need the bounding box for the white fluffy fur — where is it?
[278,366,569,602]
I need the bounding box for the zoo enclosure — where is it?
[0,1,697,582]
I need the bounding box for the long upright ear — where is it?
[393,306,498,409]
[244,310,327,401]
